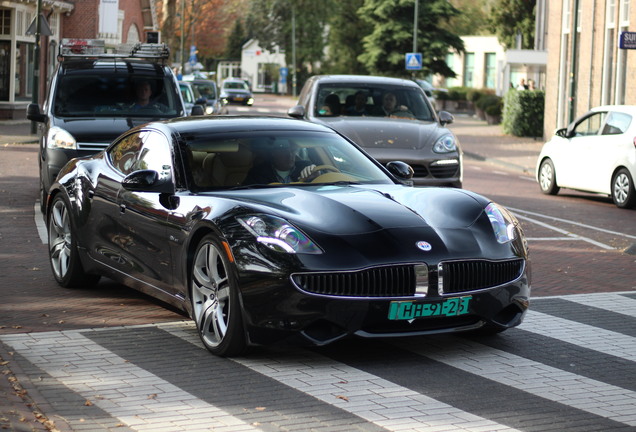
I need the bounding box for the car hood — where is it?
[52,117,168,142]
[222,185,487,235]
[214,185,499,260]
[316,117,445,150]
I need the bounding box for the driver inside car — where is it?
[243,141,318,184]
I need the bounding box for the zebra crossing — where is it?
[1,292,635,432]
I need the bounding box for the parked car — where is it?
[46,116,530,357]
[220,78,254,105]
[179,81,206,115]
[181,78,228,115]
[288,75,462,187]
[413,78,446,110]
[27,39,195,213]
[536,105,636,209]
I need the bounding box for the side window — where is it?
[108,131,173,178]
[109,133,144,175]
[602,112,631,135]
[573,112,606,136]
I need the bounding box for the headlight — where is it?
[237,215,322,254]
[47,127,77,150]
[205,106,214,115]
[485,202,518,244]
[433,134,457,153]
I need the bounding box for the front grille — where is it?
[77,142,110,151]
[411,164,429,177]
[429,163,459,178]
[293,265,416,297]
[292,259,525,299]
[439,259,524,295]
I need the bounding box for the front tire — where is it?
[612,168,636,209]
[48,195,100,288]
[191,234,246,356]
[538,158,560,195]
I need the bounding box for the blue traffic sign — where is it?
[405,53,422,70]
[620,31,636,49]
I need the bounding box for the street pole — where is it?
[568,0,580,124]
[292,6,297,97]
[30,0,42,134]
[180,0,185,75]
[412,0,418,80]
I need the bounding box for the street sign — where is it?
[280,67,288,84]
[619,31,636,49]
[405,53,422,70]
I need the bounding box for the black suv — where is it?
[28,39,198,212]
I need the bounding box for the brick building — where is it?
[545,0,635,138]
[0,0,157,119]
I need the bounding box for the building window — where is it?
[463,53,475,88]
[0,8,10,35]
[445,53,457,88]
[0,40,9,100]
[15,42,34,100]
[484,53,496,89]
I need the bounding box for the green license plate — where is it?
[388,296,472,320]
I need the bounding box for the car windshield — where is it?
[315,83,434,121]
[185,130,394,189]
[192,82,217,99]
[53,75,182,118]
[224,81,248,90]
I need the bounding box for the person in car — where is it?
[376,92,413,118]
[345,91,371,116]
[130,80,167,112]
[244,141,317,184]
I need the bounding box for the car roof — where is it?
[59,58,168,76]
[308,74,421,88]
[154,116,337,135]
[591,105,636,115]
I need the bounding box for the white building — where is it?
[240,39,287,93]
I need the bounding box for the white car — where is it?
[536,105,636,209]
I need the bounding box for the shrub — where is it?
[502,90,545,137]
[476,94,502,113]
[447,86,470,101]
[467,88,495,103]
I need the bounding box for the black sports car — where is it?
[47,116,530,357]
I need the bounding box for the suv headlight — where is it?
[433,134,457,153]
[237,214,322,254]
[47,127,77,150]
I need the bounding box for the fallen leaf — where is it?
[336,395,349,402]
[0,361,9,366]
[147,393,157,399]
[255,406,266,411]
[84,400,93,406]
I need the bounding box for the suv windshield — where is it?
[53,75,182,118]
[315,84,434,121]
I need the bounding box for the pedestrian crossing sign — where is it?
[405,53,422,70]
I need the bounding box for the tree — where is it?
[323,0,371,75]
[224,20,247,59]
[358,0,464,78]
[488,0,535,49]
[245,0,335,84]
[446,0,494,36]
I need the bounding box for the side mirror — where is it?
[26,103,46,123]
[191,105,205,116]
[122,170,175,194]
[287,105,306,119]
[438,110,454,126]
[386,161,414,185]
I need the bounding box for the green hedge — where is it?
[502,89,545,137]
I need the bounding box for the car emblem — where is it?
[416,241,432,251]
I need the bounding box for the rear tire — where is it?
[611,168,636,209]
[538,159,560,195]
[48,194,100,288]
[190,234,247,356]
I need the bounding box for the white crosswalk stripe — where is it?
[2,292,635,432]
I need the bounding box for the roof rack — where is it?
[59,39,170,62]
